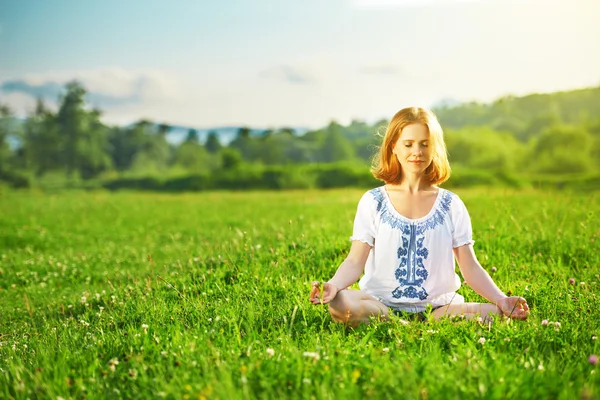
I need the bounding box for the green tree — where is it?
[445,127,524,172]
[173,141,213,172]
[531,125,593,174]
[77,109,113,179]
[257,130,297,165]
[129,120,171,174]
[185,128,199,143]
[55,81,87,177]
[205,131,222,153]
[108,123,149,172]
[54,81,111,178]
[22,99,62,176]
[229,127,257,161]
[318,122,355,163]
[518,110,562,142]
[220,147,243,170]
[158,123,171,137]
[0,104,14,174]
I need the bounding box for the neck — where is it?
[393,173,432,193]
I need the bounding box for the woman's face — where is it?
[392,123,432,175]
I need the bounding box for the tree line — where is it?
[1,81,599,190]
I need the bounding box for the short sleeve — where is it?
[450,195,475,248]
[349,192,376,247]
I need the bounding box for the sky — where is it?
[0,0,599,130]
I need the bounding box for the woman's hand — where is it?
[309,281,339,305]
[496,296,529,320]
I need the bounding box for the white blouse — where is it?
[350,186,474,312]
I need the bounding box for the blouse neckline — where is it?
[380,186,443,224]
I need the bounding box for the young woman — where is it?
[309,107,529,327]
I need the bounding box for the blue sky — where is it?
[0,0,599,129]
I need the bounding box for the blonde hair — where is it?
[371,107,451,185]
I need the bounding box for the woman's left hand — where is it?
[496,296,529,320]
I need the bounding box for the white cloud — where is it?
[0,92,43,118]
[0,67,181,103]
[259,65,317,84]
[359,64,405,76]
[0,67,186,124]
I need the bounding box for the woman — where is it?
[309,107,529,327]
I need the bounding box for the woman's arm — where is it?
[454,245,505,303]
[327,240,372,290]
[454,244,529,319]
[310,240,371,304]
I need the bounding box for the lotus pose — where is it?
[309,107,529,326]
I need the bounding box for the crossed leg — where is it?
[328,289,503,327]
[328,289,390,328]
[432,303,502,323]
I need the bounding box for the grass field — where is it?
[0,188,599,399]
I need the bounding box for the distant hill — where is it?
[433,85,600,140]
[162,126,256,145]
[152,125,311,145]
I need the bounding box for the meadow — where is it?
[0,187,598,399]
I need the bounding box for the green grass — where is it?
[0,188,599,399]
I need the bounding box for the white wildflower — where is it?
[303,352,320,360]
[108,358,119,372]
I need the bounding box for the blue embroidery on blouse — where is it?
[369,187,452,234]
[369,187,453,301]
[392,225,429,300]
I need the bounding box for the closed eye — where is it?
[403,142,428,147]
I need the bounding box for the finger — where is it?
[319,284,328,303]
[310,293,322,305]
[515,306,529,319]
[312,281,321,293]
[322,288,338,304]
[520,298,529,309]
[321,293,333,304]
[515,300,528,315]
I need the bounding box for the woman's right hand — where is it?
[309,281,339,305]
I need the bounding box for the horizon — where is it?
[1,0,599,130]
